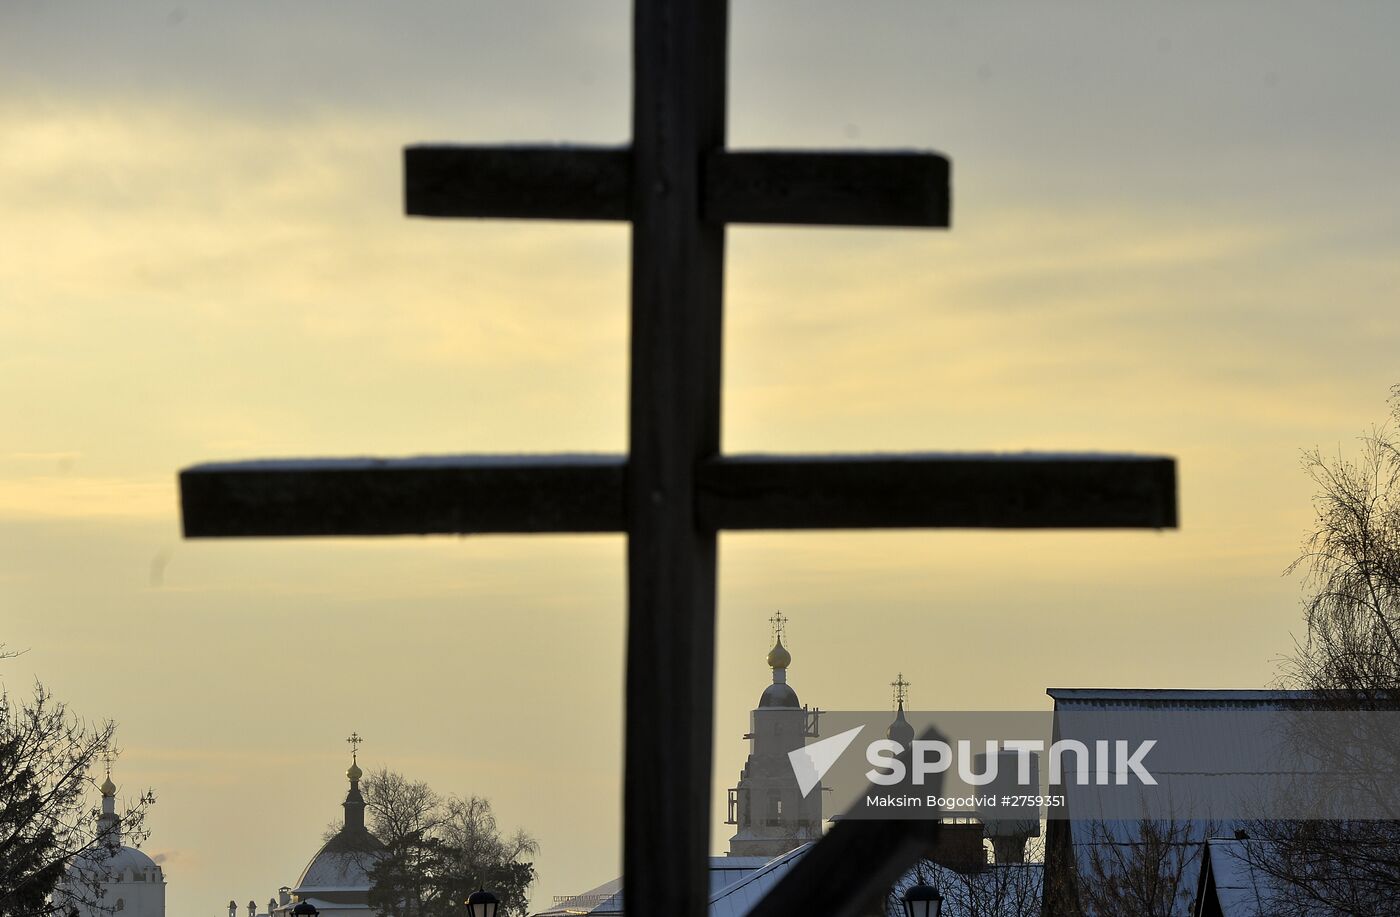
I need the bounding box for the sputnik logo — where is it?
[788,725,866,797]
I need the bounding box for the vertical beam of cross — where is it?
[625,4,727,915]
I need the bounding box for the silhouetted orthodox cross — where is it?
[891,673,911,708]
[179,3,1176,915]
[346,731,362,762]
[769,611,788,643]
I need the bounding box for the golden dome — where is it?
[766,637,791,669]
[347,760,363,782]
[100,776,117,797]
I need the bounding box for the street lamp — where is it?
[465,888,499,917]
[290,903,319,917]
[901,880,942,917]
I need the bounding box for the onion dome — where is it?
[767,637,791,670]
[759,634,799,707]
[887,702,915,745]
[347,760,363,783]
[100,776,117,797]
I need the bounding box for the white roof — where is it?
[293,846,381,894]
[534,855,781,917]
[67,844,161,881]
[707,845,811,917]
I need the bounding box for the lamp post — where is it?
[465,888,499,917]
[901,880,942,917]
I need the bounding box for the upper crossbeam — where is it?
[405,145,951,227]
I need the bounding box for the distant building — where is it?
[537,623,1050,916]
[245,751,385,917]
[58,772,166,917]
[1041,688,1319,917]
[725,626,824,858]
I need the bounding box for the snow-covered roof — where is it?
[542,876,622,915]
[533,855,780,917]
[67,844,162,882]
[292,828,383,894]
[708,845,811,917]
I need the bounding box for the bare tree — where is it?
[943,838,1044,917]
[882,840,1044,917]
[360,770,538,917]
[437,795,539,881]
[1071,819,1208,917]
[1248,387,1400,910]
[1237,822,1400,917]
[362,768,443,843]
[1284,388,1400,703]
[1,671,153,917]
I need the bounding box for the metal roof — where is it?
[535,856,778,917]
[1047,688,1311,709]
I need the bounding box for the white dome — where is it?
[66,844,161,885]
[105,847,159,873]
[293,830,384,894]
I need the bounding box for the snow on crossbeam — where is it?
[179,452,1175,538]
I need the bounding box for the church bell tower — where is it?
[726,614,823,858]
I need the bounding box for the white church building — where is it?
[57,772,166,917]
[233,751,386,917]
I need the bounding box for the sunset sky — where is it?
[3,2,1399,913]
